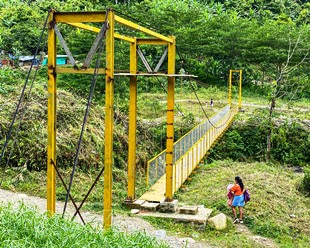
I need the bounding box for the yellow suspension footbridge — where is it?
[0,9,243,229]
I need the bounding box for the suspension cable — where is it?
[114,9,233,129]
[62,9,110,217]
[5,52,46,167]
[155,77,185,118]
[0,11,50,165]
[176,46,234,129]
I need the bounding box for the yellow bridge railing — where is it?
[146,104,238,195]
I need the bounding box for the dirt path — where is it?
[0,189,210,248]
[167,99,310,113]
[235,221,278,248]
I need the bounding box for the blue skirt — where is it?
[232,195,245,207]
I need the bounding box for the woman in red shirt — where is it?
[230,176,245,224]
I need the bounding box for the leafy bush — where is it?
[209,111,310,166]
[303,167,310,194]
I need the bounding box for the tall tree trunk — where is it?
[267,97,276,160]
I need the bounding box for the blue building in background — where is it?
[42,55,69,65]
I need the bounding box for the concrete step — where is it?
[179,206,199,215]
[138,206,212,225]
[141,202,160,212]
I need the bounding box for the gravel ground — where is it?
[0,189,211,248]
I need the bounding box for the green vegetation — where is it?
[0,204,168,248]
[0,165,147,213]
[303,167,310,194]
[173,161,310,247]
[209,109,310,165]
[0,1,309,247]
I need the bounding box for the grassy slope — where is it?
[168,161,309,247]
[1,68,310,247]
[0,204,168,248]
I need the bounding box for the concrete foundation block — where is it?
[141,202,159,212]
[159,200,178,213]
[130,199,146,209]
[179,206,199,215]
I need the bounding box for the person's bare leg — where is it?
[232,207,237,218]
[239,207,243,220]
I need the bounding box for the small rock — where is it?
[155,229,166,238]
[208,213,227,230]
[131,209,139,215]
[180,237,195,244]
[18,193,28,198]
[289,214,296,218]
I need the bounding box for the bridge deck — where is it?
[139,174,166,202]
[139,105,238,203]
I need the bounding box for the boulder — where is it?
[208,213,227,230]
[130,209,139,215]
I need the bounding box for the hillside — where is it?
[1,0,310,247]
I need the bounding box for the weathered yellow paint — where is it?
[115,15,173,43]
[165,36,176,200]
[65,22,135,43]
[104,10,114,229]
[115,33,135,43]
[127,38,137,201]
[56,68,106,74]
[55,12,106,23]
[238,70,242,109]
[47,10,56,215]
[137,38,168,45]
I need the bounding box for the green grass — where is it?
[0,166,148,214]
[172,160,310,247]
[0,204,168,248]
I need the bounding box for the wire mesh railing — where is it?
[147,104,237,187]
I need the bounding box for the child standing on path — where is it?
[230,176,245,224]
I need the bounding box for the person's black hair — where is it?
[235,176,244,191]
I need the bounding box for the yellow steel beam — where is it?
[127,38,137,201]
[54,12,106,23]
[55,68,106,74]
[47,11,56,215]
[65,22,135,43]
[165,36,176,200]
[103,10,114,229]
[115,15,173,43]
[238,70,242,109]
[115,33,135,43]
[137,38,168,45]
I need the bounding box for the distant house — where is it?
[0,59,14,68]
[0,50,15,68]
[19,56,40,67]
[42,55,70,66]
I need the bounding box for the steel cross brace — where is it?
[137,46,168,73]
[50,159,85,225]
[54,24,78,68]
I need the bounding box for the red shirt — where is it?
[230,184,244,196]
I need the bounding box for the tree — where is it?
[266,27,309,159]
